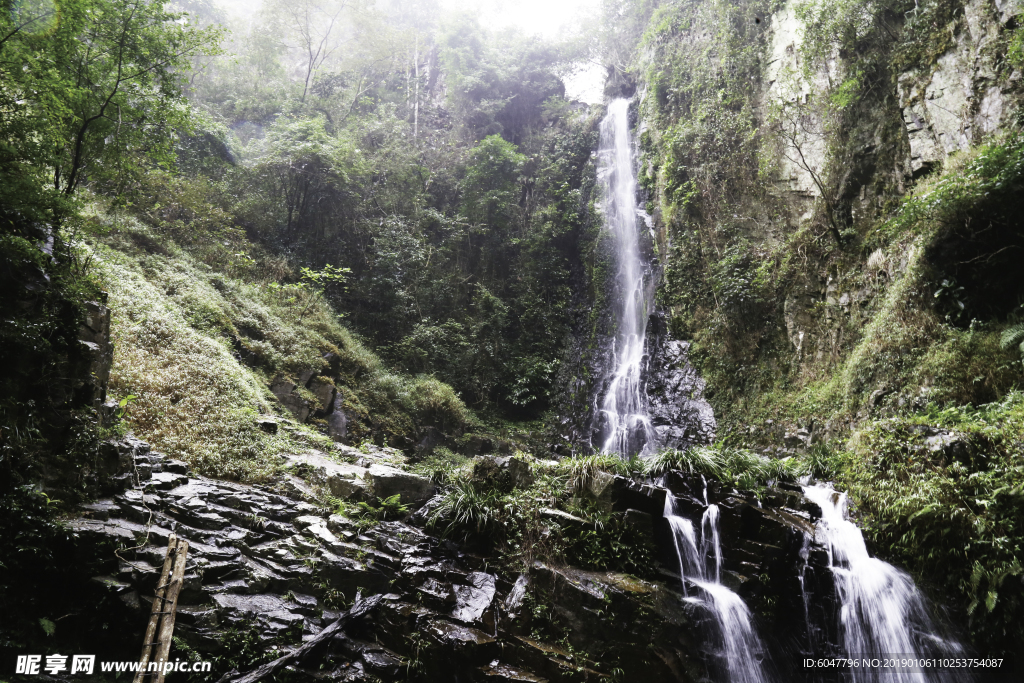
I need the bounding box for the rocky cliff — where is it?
[628,0,1024,656]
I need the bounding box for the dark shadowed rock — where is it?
[643,314,716,451]
[623,508,654,536]
[327,394,348,442]
[471,456,534,492]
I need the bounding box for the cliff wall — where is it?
[628,0,1024,653]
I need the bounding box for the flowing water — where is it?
[803,483,965,683]
[597,98,657,456]
[595,98,966,683]
[664,494,772,683]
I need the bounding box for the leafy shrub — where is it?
[408,376,472,433]
[1000,323,1024,358]
[353,494,409,522]
[843,394,1024,654]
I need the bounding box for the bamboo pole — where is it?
[152,538,189,683]
[133,534,177,683]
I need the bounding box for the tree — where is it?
[266,0,348,103]
[0,0,221,207]
[774,100,846,245]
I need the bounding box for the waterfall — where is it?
[597,98,657,456]
[803,483,965,683]
[664,494,772,683]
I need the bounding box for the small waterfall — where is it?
[596,98,656,456]
[664,494,772,683]
[803,484,965,683]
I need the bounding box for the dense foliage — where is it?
[168,2,601,423]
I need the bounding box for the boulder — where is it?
[284,452,369,502]
[415,425,446,457]
[365,464,435,508]
[623,508,654,537]
[582,469,616,511]
[310,378,336,412]
[923,430,972,466]
[451,572,496,623]
[270,375,311,422]
[783,428,811,449]
[471,456,534,492]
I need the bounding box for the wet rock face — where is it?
[70,442,717,682]
[643,314,717,451]
[79,300,113,412]
[70,438,848,682]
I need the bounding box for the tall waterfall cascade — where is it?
[803,483,965,683]
[594,101,971,683]
[597,98,657,456]
[664,493,772,683]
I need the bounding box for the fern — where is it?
[1000,323,1024,354]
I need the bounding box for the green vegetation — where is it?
[839,394,1024,649]
[646,444,799,492]
[426,457,657,577]
[3,0,1024,664]
[1,0,610,479]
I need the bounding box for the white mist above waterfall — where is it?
[664,494,771,683]
[597,98,656,456]
[803,483,965,683]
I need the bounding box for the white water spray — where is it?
[803,483,964,683]
[664,494,771,683]
[597,98,656,456]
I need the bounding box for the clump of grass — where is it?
[559,453,622,493]
[427,480,507,540]
[647,444,799,492]
[411,447,470,486]
[797,443,849,481]
[646,446,724,478]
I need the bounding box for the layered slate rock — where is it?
[70,438,840,682]
[643,313,717,451]
[68,444,696,681]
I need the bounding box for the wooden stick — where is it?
[216,593,383,683]
[151,538,189,683]
[134,535,177,683]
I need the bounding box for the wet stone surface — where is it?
[70,439,840,682]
